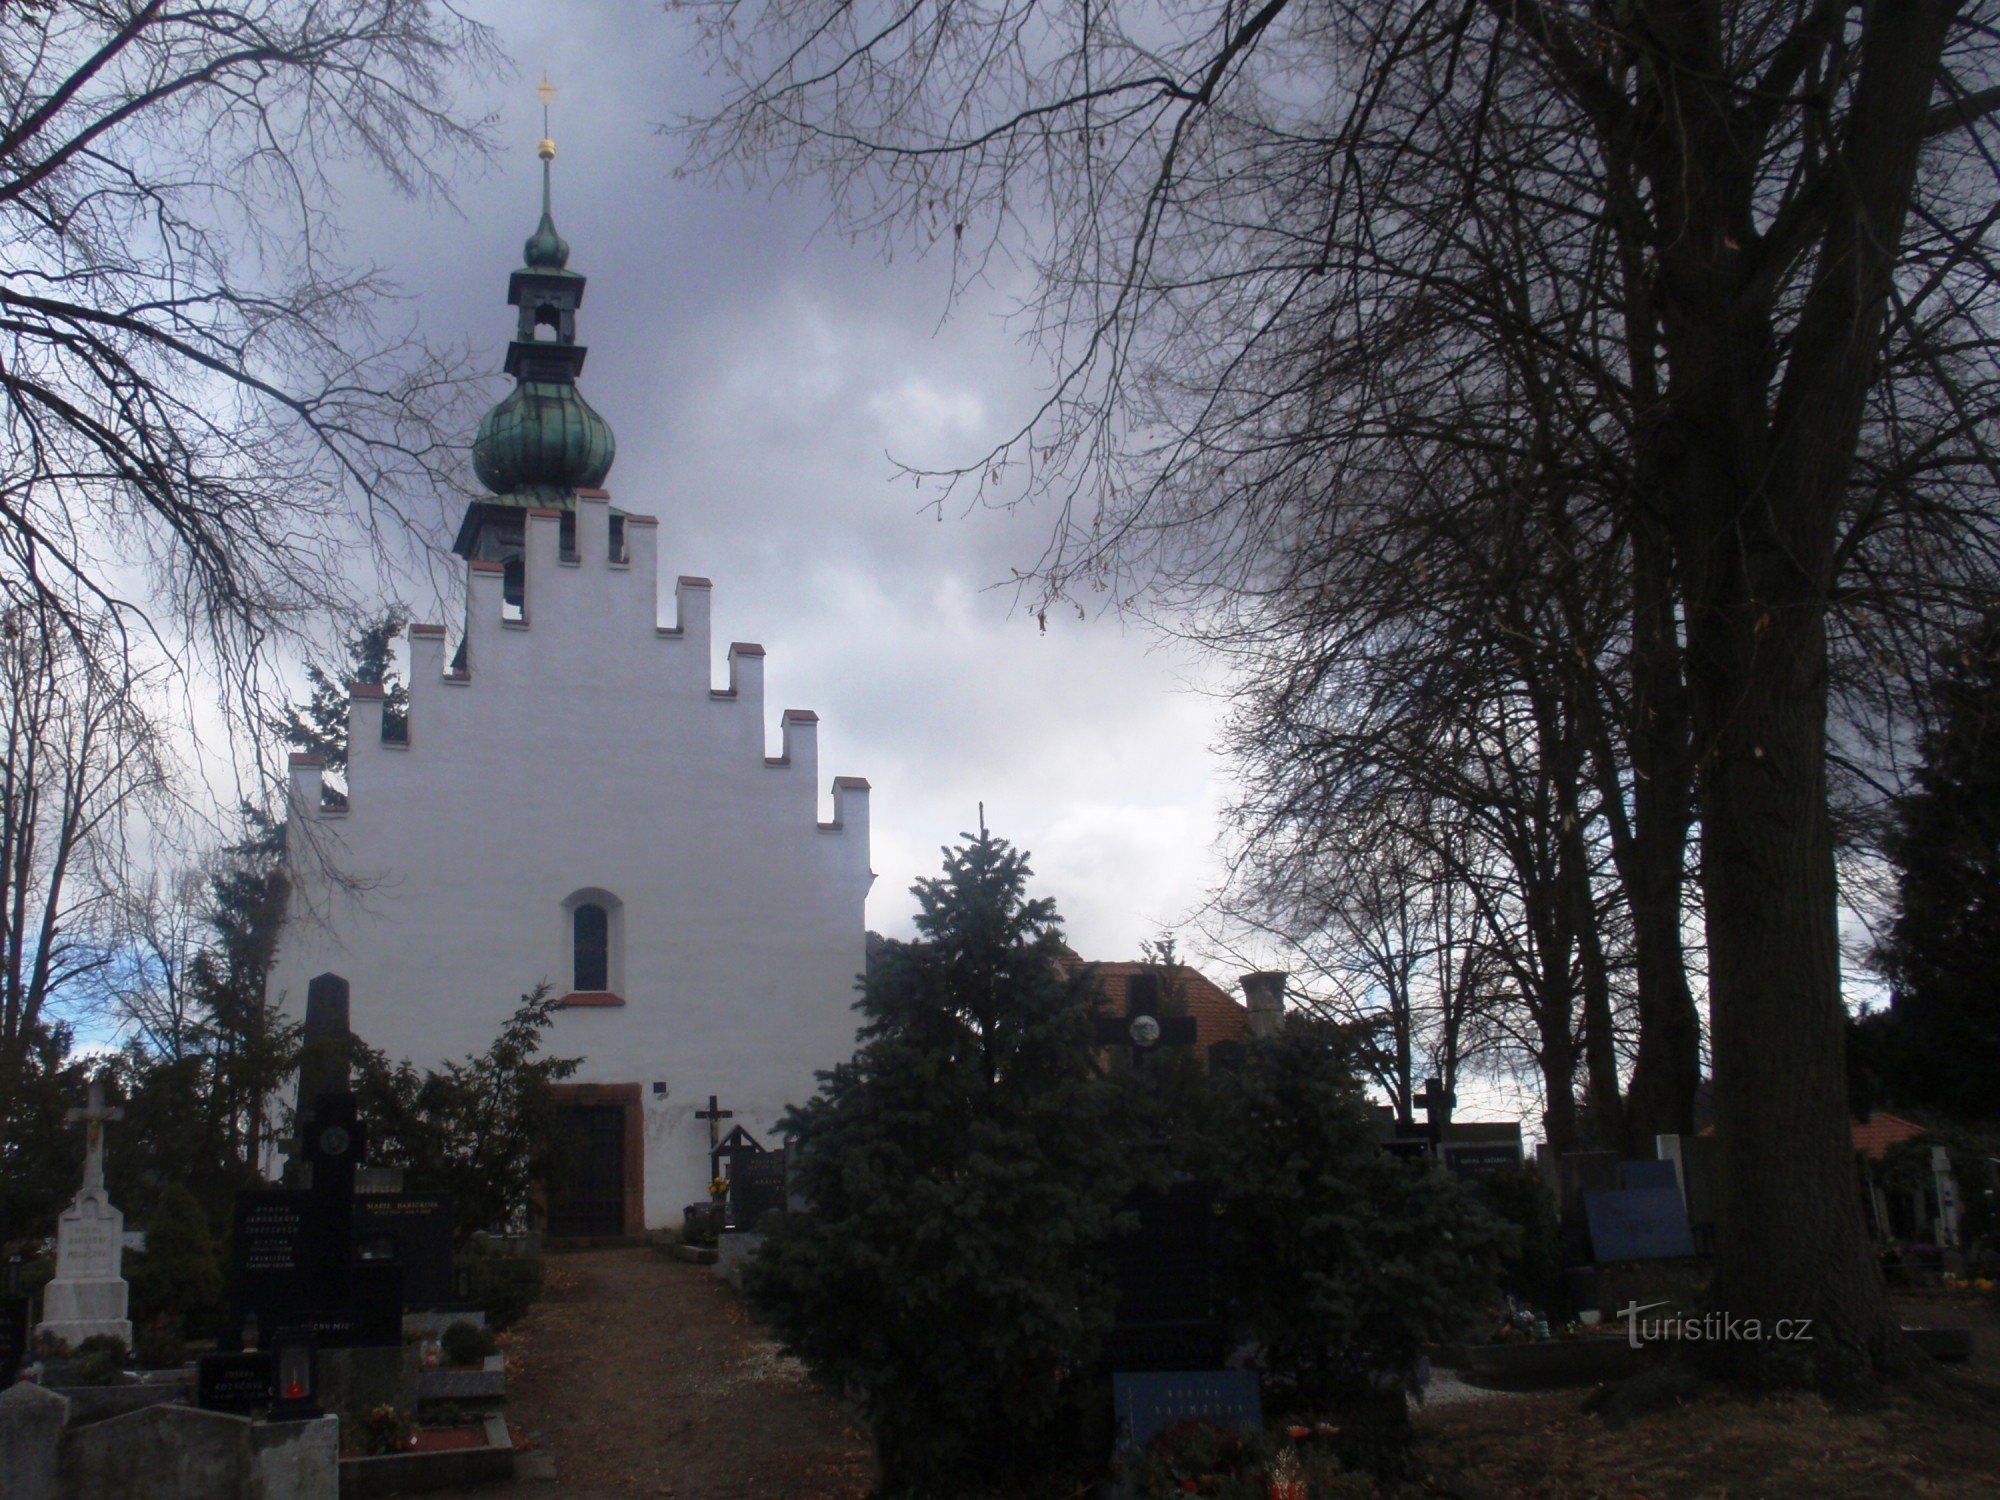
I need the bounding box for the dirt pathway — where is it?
[445,1247,873,1499]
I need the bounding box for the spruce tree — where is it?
[1203,1022,1511,1418]
[1872,616,2000,1122]
[274,610,409,801]
[745,825,1138,1497]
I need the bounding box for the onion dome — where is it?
[459,131,616,546]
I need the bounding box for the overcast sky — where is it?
[320,2,1240,973]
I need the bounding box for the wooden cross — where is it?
[66,1076,123,1196]
[696,1095,736,1196]
[1093,973,1197,1074]
[696,1095,733,1152]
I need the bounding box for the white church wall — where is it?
[267,490,873,1227]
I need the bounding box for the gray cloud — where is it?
[322,1,1232,963]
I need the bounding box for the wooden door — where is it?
[547,1104,626,1237]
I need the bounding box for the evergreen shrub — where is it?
[441,1318,499,1366]
[457,1245,542,1330]
[1471,1166,1562,1310]
[133,1317,188,1370]
[744,826,1141,1498]
[128,1183,225,1334]
[1203,1026,1512,1468]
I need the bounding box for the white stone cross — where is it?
[66,1076,123,1198]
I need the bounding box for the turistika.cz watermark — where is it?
[1617,1300,1814,1348]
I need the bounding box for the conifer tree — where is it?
[745,824,1138,1497]
[274,611,410,800]
[1871,617,2000,1122]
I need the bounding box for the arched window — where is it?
[572,902,610,992]
[559,888,625,1003]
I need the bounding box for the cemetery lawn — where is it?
[433,1246,873,1499]
[1413,1371,2000,1498]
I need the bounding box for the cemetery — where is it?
[2,830,1996,1497]
[3,8,2000,1497]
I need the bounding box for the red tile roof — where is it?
[1699,1110,1929,1160]
[1071,960,1248,1053]
[1851,1112,1928,1160]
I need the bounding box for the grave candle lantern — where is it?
[269,1326,321,1420]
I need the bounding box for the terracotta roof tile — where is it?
[1073,960,1248,1052]
[1851,1112,1927,1160]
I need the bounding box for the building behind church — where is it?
[265,135,873,1234]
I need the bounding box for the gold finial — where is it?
[537,75,556,161]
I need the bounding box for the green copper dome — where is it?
[473,380,614,495]
[525,199,569,269]
[468,141,615,502]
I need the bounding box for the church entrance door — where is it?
[549,1104,627,1238]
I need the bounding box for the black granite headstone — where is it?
[232,1188,312,1339]
[351,1193,457,1310]
[1446,1143,1525,1181]
[230,975,402,1350]
[1102,1177,1226,1372]
[730,1153,788,1232]
[197,1351,275,1414]
[295,974,354,1150]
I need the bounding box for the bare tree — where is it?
[0,599,171,1125]
[0,0,498,709]
[103,865,209,1061]
[1227,802,1505,1132]
[681,0,2000,1383]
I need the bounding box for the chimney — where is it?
[1241,971,1287,1040]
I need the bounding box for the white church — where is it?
[265,137,874,1235]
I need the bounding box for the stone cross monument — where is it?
[36,1076,133,1347]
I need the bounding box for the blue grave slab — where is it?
[1583,1186,1697,1262]
[1620,1159,1679,1192]
[1112,1370,1262,1454]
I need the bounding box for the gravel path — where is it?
[438,1247,873,1499]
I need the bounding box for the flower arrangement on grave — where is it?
[356,1404,420,1455]
[1133,1417,1252,1497]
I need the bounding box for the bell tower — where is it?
[456,85,618,600]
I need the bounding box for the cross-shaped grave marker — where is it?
[1093,972,1197,1074]
[696,1095,734,1194]
[67,1075,124,1199]
[1415,1076,1455,1155]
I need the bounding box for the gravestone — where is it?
[1556,1150,1622,1225]
[1113,1370,1262,1455]
[196,1351,276,1416]
[1582,1186,1696,1262]
[230,973,402,1351]
[1102,1176,1227,1372]
[0,1382,68,1500]
[1414,1076,1454,1155]
[351,1193,456,1310]
[729,1152,787,1233]
[37,1078,132,1347]
[1444,1142,1525,1180]
[232,1189,311,1339]
[1620,1158,1680,1193]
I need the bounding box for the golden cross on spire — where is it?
[537,75,556,161]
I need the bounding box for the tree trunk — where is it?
[1619,521,1701,1151]
[1634,0,1954,1388]
[1685,578,1910,1382]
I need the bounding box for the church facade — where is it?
[265,138,873,1233]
